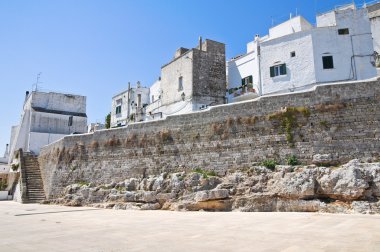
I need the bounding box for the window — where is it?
[338,28,349,35]
[241,75,253,86]
[68,116,73,126]
[290,51,296,57]
[270,64,287,77]
[178,76,183,91]
[322,56,334,69]
[137,94,142,108]
[151,95,154,103]
[115,106,122,114]
[115,99,122,114]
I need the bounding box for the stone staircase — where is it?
[22,153,46,203]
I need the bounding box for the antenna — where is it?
[32,72,42,91]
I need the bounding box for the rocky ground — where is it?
[49,159,380,214]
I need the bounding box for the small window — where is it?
[270,64,287,77]
[290,51,296,57]
[115,105,122,114]
[178,76,183,91]
[322,56,334,69]
[241,75,253,85]
[68,116,73,126]
[151,95,154,102]
[137,94,141,108]
[338,28,349,35]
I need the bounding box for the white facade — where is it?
[110,82,150,127]
[269,16,313,40]
[367,2,380,67]
[88,123,105,133]
[0,144,9,164]
[8,91,87,159]
[145,79,163,120]
[228,5,377,97]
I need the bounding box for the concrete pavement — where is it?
[0,201,380,252]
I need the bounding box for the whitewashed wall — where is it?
[260,32,316,94]
[371,17,380,54]
[149,80,161,103]
[30,112,87,135]
[8,91,87,161]
[161,51,193,106]
[269,16,313,40]
[111,86,150,127]
[110,90,128,127]
[29,132,67,154]
[228,6,377,98]
[31,92,86,114]
[313,8,376,82]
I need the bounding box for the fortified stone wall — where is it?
[39,78,380,199]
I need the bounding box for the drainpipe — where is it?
[255,35,263,96]
[350,35,357,80]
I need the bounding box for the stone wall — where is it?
[39,78,380,199]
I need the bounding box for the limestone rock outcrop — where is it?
[50,159,380,214]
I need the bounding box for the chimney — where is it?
[4,144,9,158]
[199,36,203,51]
[25,91,29,103]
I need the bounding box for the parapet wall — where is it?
[39,78,380,199]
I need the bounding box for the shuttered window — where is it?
[241,75,253,85]
[270,64,287,77]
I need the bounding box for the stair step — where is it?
[22,155,46,203]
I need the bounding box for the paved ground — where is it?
[1,201,380,252]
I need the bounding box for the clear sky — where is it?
[0,0,364,155]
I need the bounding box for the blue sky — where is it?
[0,0,363,155]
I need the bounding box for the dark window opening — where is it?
[178,76,183,91]
[115,105,122,114]
[290,51,296,57]
[322,56,334,69]
[338,28,349,35]
[270,64,287,77]
[241,75,253,85]
[241,75,253,92]
[68,116,73,126]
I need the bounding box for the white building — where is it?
[145,78,163,120]
[0,144,9,164]
[110,81,150,127]
[367,2,380,67]
[112,38,226,124]
[227,4,377,99]
[88,123,105,133]
[8,91,87,160]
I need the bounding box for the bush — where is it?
[287,155,300,166]
[193,168,217,178]
[0,180,7,191]
[11,163,19,171]
[261,160,278,171]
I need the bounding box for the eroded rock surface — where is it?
[50,159,380,214]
